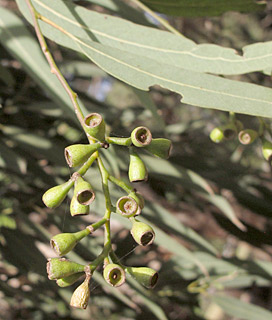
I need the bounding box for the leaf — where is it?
[0,6,86,125]
[0,65,15,87]
[141,0,265,17]
[211,294,272,320]
[16,0,272,118]
[0,215,16,229]
[17,0,272,76]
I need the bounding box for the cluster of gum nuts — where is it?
[210,114,272,164]
[43,113,172,309]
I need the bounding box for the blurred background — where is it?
[1,1,272,319]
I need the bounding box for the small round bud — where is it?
[84,113,105,142]
[131,127,152,147]
[210,127,224,143]
[144,138,172,159]
[50,229,90,256]
[125,267,158,289]
[42,179,74,208]
[70,196,89,216]
[56,272,84,287]
[64,143,101,167]
[116,196,141,218]
[130,219,155,246]
[128,149,148,182]
[262,139,272,163]
[70,275,91,309]
[103,263,125,287]
[238,129,258,145]
[74,175,95,205]
[47,258,85,280]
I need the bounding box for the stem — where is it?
[25,0,85,130]
[77,152,99,176]
[108,175,134,194]
[89,242,111,272]
[130,0,184,37]
[86,217,107,233]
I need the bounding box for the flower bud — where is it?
[74,175,95,205]
[128,191,145,210]
[47,258,85,280]
[50,229,90,256]
[125,267,158,289]
[70,275,91,309]
[56,272,84,287]
[130,219,155,246]
[65,143,101,167]
[238,129,258,145]
[70,196,89,216]
[103,263,125,287]
[42,179,74,208]
[262,139,272,163]
[116,196,141,218]
[128,149,148,182]
[131,127,152,147]
[210,127,224,143]
[84,113,105,142]
[144,138,172,159]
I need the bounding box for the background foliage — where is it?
[1,0,272,319]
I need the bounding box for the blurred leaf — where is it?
[0,215,16,229]
[141,0,265,17]
[0,65,15,87]
[211,294,272,320]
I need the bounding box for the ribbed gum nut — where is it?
[126,267,158,289]
[56,272,84,287]
[42,180,74,208]
[210,127,224,143]
[103,263,125,287]
[262,139,272,162]
[116,196,140,218]
[130,219,155,246]
[70,275,91,309]
[64,143,101,167]
[143,138,172,159]
[74,175,95,205]
[50,229,90,256]
[84,113,105,142]
[47,258,85,280]
[131,127,152,147]
[129,149,148,182]
[70,196,89,216]
[238,129,258,145]
[128,191,145,210]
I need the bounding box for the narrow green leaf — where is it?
[141,0,265,17]
[0,215,16,229]
[211,294,272,320]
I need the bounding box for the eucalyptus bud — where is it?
[210,127,224,143]
[74,174,95,205]
[47,258,85,280]
[116,196,141,218]
[42,179,74,208]
[238,129,258,145]
[84,113,105,142]
[70,196,89,216]
[128,149,148,182]
[125,266,158,289]
[50,228,90,256]
[103,263,125,287]
[144,138,172,159]
[130,219,155,246]
[56,272,84,287]
[70,275,91,309]
[65,143,101,167]
[262,139,272,163]
[131,127,152,147]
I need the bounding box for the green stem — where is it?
[86,217,107,233]
[108,175,134,194]
[77,152,98,176]
[89,242,111,272]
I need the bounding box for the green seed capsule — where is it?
[128,149,148,182]
[210,127,225,143]
[47,258,85,280]
[42,179,74,208]
[143,138,172,159]
[50,229,90,256]
[84,113,105,142]
[262,139,272,162]
[56,272,85,287]
[130,219,155,246]
[238,129,258,145]
[103,263,125,287]
[116,196,141,218]
[64,143,101,167]
[131,127,152,147]
[125,266,158,289]
[128,191,145,210]
[74,175,95,205]
[70,196,90,216]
